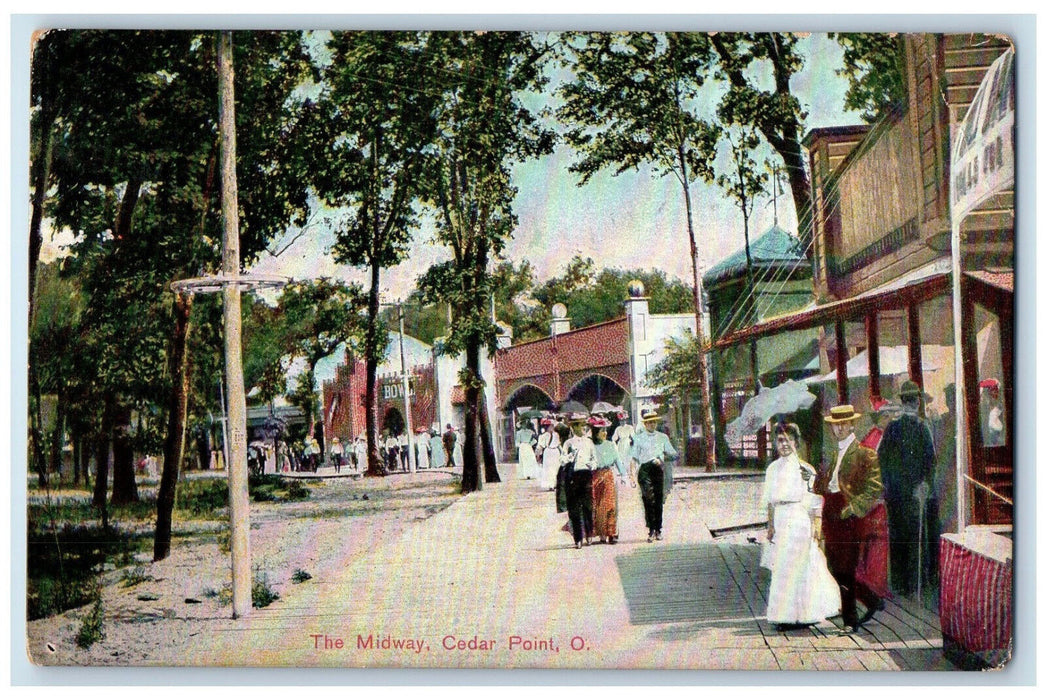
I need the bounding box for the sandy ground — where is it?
[25,469,463,666]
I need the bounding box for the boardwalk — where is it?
[191,465,954,671]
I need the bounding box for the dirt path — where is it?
[26,470,462,666]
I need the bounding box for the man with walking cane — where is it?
[877,380,940,602]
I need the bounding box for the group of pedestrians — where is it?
[377,424,461,472]
[761,380,941,635]
[518,407,678,549]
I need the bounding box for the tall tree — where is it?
[277,278,366,445]
[421,31,556,493]
[716,126,771,394]
[309,31,439,477]
[707,33,813,256]
[558,31,720,468]
[31,30,317,556]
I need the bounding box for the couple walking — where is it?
[559,407,677,549]
[762,407,889,635]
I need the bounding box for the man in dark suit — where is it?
[816,404,889,634]
[442,424,457,469]
[878,380,939,598]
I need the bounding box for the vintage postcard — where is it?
[19,23,1018,673]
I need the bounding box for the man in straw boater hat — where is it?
[877,380,939,601]
[815,404,889,634]
[630,407,678,543]
[562,411,598,548]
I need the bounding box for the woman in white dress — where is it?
[415,429,430,470]
[761,422,841,630]
[612,414,635,476]
[515,422,539,480]
[536,420,561,491]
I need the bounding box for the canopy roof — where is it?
[703,224,809,288]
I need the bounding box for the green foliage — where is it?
[419,31,557,363]
[291,568,312,583]
[75,594,106,648]
[247,473,311,502]
[27,519,136,619]
[120,566,155,588]
[829,33,906,122]
[30,30,320,517]
[558,32,720,187]
[251,570,280,608]
[285,479,310,501]
[516,255,693,342]
[647,330,705,394]
[174,478,229,517]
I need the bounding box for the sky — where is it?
[38,32,863,301]
[242,32,864,302]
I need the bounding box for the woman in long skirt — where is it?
[590,417,626,544]
[415,429,430,470]
[515,422,538,480]
[761,422,841,629]
[612,414,635,475]
[428,428,446,469]
[536,420,561,491]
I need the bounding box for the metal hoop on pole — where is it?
[171,272,288,296]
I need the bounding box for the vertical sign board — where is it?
[947,47,1014,540]
[951,48,1015,221]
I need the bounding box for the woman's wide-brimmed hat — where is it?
[640,407,661,422]
[824,405,862,424]
[589,416,611,429]
[568,411,590,424]
[540,417,554,426]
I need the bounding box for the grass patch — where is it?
[213,570,280,609]
[291,569,312,584]
[252,572,279,608]
[27,521,135,620]
[120,566,154,588]
[75,594,105,648]
[175,478,228,517]
[248,474,310,503]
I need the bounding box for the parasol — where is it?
[558,400,589,416]
[590,401,617,415]
[725,379,817,442]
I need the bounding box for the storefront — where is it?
[710,34,1014,666]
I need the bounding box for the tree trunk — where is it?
[72,428,82,486]
[29,106,55,318]
[27,362,50,487]
[111,404,139,505]
[478,383,500,483]
[461,344,482,493]
[48,393,66,483]
[92,398,113,511]
[364,263,385,476]
[154,292,193,561]
[676,145,718,471]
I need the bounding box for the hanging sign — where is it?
[950,48,1015,223]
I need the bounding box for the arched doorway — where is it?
[383,407,405,437]
[503,384,555,460]
[564,374,628,410]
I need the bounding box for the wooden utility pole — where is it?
[218,30,251,619]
